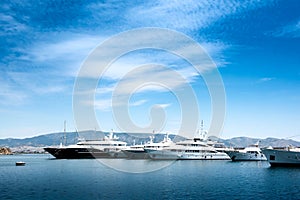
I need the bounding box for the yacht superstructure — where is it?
[122,134,174,159]
[262,146,300,166]
[225,142,267,161]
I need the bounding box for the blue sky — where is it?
[1,0,299,140]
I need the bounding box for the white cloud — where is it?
[154,103,171,109]
[127,0,270,31]
[96,87,115,95]
[110,65,196,96]
[0,76,27,105]
[7,72,68,95]
[130,99,148,106]
[3,35,104,102]
[76,30,226,81]
[89,64,196,111]
[0,13,28,35]
[269,20,300,38]
[258,77,275,83]
[19,34,105,76]
[93,99,112,111]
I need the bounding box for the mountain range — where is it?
[1,131,300,148]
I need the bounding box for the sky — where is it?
[0,0,299,140]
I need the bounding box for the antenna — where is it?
[64,120,67,146]
[197,120,207,140]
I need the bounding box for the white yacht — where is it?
[145,124,230,160]
[262,146,300,167]
[207,140,234,154]
[122,134,174,159]
[94,131,128,158]
[225,141,267,161]
[44,130,127,159]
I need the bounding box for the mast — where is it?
[196,120,207,141]
[200,120,204,134]
[59,120,66,148]
[64,120,67,146]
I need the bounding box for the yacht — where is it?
[225,141,267,161]
[44,130,127,159]
[145,124,230,160]
[262,146,300,167]
[122,134,174,159]
[207,140,234,154]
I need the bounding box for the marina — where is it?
[42,127,300,166]
[1,0,299,199]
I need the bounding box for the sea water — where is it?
[0,154,300,200]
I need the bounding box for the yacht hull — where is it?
[44,147,112,159]
[147,150,230,160]
[262,149,300,167]
[122,150,150,159]
[179,153,230,160]
[225,151,267,161]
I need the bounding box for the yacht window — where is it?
[270,155,275,160]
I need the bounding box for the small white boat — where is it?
[262,146,300,167]
[16,161,26,166]
[225,141,267,161]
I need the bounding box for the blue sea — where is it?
[1,154,300,200]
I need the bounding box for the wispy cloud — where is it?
[110,65,197,96]
[0,13,28,35]
[269,20,300,38]
[127,0,270,31]
[76,27,227,82]
[257,77,275,83]
[154,103,171,109]
[7,71,69,95]
[93,99,112,111]
[1,34,104,102]
[130,99,148,106]
[2,0,260,107]
[0,76,28,105]
[17,34,105,76]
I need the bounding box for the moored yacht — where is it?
[145,123,230,160]
[44,130,127,159]
[262,146,300,167]
[146,138,230,160]
[122,134,174,159]
[225,141,267,161]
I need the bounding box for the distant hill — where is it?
[212,136,300,148]
[1,131,300,148]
